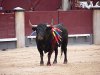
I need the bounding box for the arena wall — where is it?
[0,13,15,38]
[59,10,93,34]
[0,10,93,49]
[25,10,93,35]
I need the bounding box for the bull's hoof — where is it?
[47,62,51,66]
[63,60,68,64]
[53,60,57,64]
[40,61,44,66]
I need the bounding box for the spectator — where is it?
[95,0,100,6]
[80,0,93,9]
[92,0,99,6]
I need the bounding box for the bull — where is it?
[29,21,68,66]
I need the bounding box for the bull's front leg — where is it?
[39,51,44,66]
[47,50,53,66]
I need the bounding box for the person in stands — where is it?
[80,0,93,9]
[95,0,100,6]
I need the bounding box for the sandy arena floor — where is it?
[0,45,100,75]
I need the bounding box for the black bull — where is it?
[31,23,68,66]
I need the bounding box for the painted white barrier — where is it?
[27,34,91,39]
[0,38,17,42]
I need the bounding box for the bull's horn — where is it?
[47,25,51,27]
[29,20,37,27]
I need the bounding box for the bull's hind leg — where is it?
[53,47,58,64]
[61,43,68,64]
[63,47,67,64]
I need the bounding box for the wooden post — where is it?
[62,0,70,11]
[14,7,25,48]
[93,9,100,45]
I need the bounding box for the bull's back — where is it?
[54,24,68,38]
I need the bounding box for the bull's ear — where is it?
[32,27,37,31]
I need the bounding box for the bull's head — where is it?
[29,20,52,40]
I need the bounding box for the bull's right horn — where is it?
[47,25,51,27]
[29,20,37,27]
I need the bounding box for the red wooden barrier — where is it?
[0,13,15,38]
[59,10,93,34]
[25,10,93,36]
[25,11,58,36]
[0,10,93,38]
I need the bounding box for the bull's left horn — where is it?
[29,20,37,27]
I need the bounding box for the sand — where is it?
[0,45,100,75]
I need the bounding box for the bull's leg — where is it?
[61,44,67,64]
[63,47,67,64]
[47,51,53,66]
[39,51,44,66]
[53,47,58,64]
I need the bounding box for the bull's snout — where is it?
[37,35,44,40]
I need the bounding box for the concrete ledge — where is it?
[68,34,91,38]
[0,38,17,42]
[26,34,92,46]
[27,36,36,39]
[0,34,91,42]
[27,34,91,39]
